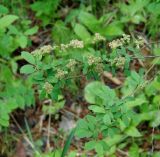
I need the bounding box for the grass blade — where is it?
[61,127,76,157]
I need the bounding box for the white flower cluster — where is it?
[55,69,68,79]
[95,63,104,73]
[92,33,105,43]
[31,45,53,56]
[43,82,53,94]
[66,59,77,70]
[60,44,69,51]
[69,39,84,48]
[87,55,104,73]
[60,39,84,51]
[135,36,145,49]
[53,45,59,50]
[111,57,126,68]
[109,34,131,49]
[87,55,101,66]
[121,34,130,43]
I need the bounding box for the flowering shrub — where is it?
[20,34,145,101]
[1,0,160,156]
[19,33,150,156]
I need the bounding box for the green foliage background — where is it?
[0,0,160,156]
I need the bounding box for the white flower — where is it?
[135,36,145,49]
[109,39,123,49]
[66,59,77,69]
[31,45,53,56]
[43,82,53,94]
[60,39,84,51]
[55,69,68,79]
[69,39,84,48]
[109,34,131,49]
[92,33,105,43]
[87,55,101,66]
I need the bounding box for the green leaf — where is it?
[0,15,19,29]
[74,23,91,42]
[20,64,35,74]
[78,11,100,32]
[77,119,88,129]
[129,143,140,157]
[11,61,18,74]
[24,26,38,35]
[150,112,160,127]
[89,105,105,113]
[84,81,116,106]
[18,35,28,48]
[21,51,35,64]
[103,114,111,125]
[95,142,104,156]
[126,126,141,137]
[0,5,9,14]
[153,152,160,157]
[76,129,93,138]
[0,118,9,127]
[103,23,123,37]
[7,98,18,111]
[147,2,160,15]
[52,21,74,44]
[68,151,77,157]
[85,141,96,150]
[105,134,123,147]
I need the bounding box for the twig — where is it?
[144,57,160,79]
[103,71,122,85]
[46,100,52,151]
[117,149,129,156]
[151,127,155,155]
[39,115,45,133]
[131,55,160,59]
[39,36,51,48]
[11,114,40,155]
[64,74,84,80]
[61,107,79,119]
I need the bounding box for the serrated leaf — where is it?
[11,61,18,74]
[21,51,35,64]
[0,118,9,127]
[95,142,104,156]
[74,23,91,42]
[0,5,9,14]
[85,141,96,150]
[89,105,105,113]
[85,81,116,106]
[103,23,123,36]
[126,126,141,137]
[78,11,100,32]
[129,143,140,157]
[0,15,19,29]
[150,112,160,127]
[77,119,88,129]
[103,114,111,125]
[76,129,93,138]
[24,26,38,35]
[52,21,74,44]
[20,64,35,74]
[18,35,28,48]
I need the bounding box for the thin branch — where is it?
[131,55,160,59]
[117,149,129,156]
[11,114,40,155]
[46,100,52,151]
